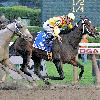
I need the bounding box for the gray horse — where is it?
[0,19,33,83]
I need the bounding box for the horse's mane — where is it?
[60,25,78,35]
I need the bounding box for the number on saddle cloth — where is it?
[33,31,53,52]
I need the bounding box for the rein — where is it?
[76,19,88,34]
[6,22,22,37]
[6,26,15,33]
[6,22,32,42]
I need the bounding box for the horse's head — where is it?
[13,19,33,41]
[81,17,96,37]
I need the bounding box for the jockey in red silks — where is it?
[43,13,75,41]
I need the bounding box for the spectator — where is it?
[80,34,88,63]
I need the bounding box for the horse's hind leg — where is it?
[33,58,41,76]
[53,59,65,80]
[21,54,32,77]
[34,59,50,85]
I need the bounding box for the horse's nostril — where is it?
[91,29,93,31]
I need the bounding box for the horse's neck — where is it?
[0,22,15,45]
[61,21,83,48]
[72,22,84,46]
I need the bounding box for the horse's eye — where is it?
[86,23,90,26]
[17,24,23,28]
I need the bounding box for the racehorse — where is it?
[10,17,96,84]
[0,19,33,83]
[10,37,33,75]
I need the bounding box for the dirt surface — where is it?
[0,69,100,100]
[0,84,100,100]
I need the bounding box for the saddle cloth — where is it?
[33,31,52,52]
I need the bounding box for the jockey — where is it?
[43,13,75,41]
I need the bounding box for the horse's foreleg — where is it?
[71,58,84,80]
[21,55,32,77]
[0,74,6,83]
[0,63,7,83]
[3,58,34,83]
[33,60,45,80]
[53,59,65,80]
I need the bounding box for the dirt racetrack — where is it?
[0,69,100,100]
[0,85,100,100]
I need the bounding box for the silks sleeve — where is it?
[54,26,60,37]
[67,23,73,29]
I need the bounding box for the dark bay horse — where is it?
[9,37,33,75]
[31,17,96,81]
[10,17,96,84]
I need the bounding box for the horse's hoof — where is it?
[32,74,40,80]
[72,80,79,86]
[28,65,34,70]
[60,76,65,80]
[44,81,51,85]
[0,80,4,84]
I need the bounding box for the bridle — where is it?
[82,19,91,34]
[6,21,33,41]
[6,22,23,37]
[76,19,94,34]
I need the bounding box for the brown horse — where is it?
[10,17,96,84]
[31,17,96,81]
[10,37,33,76]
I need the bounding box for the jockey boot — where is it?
[47,52,52,60]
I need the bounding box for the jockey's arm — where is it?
[53,26,62,41]
[67,23,73,30]
[53,26,60,37]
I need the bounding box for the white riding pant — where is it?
[43,21,62,41]
[43,21,54,35]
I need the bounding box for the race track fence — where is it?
[79,43,100,85]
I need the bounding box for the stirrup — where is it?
[47,52,52,60]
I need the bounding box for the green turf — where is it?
[45,59,95,85]
[6,59,95,86]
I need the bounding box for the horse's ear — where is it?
[14,19,18,23]
[84,16,87,19]
[80,16,83,19]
